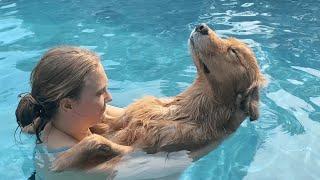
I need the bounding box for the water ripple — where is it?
[267,89,315,113]
[0,3,16,9]
[0,18,34,45]
[291,66,320,78]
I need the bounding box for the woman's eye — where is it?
[102,88,107,94]
[97,87,107,96]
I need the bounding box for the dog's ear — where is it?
[247,86,260,121]
[238,72,265,121]
[237,85,260,121]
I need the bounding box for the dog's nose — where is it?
[195,23,209,35]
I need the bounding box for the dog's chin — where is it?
[200,59,210,74]
[189,34,212,74]
[189,41,211,74]
[189,37,195,48]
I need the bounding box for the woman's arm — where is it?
[50,134,133,172]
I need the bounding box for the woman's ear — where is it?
[60,98,73,112]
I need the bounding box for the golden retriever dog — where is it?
[51,24,266,172]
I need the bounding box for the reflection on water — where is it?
[0,0,319,179]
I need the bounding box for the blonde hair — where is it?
[16,46,101,143]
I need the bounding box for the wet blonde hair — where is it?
[15,46,101,143]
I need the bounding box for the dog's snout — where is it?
[195,23,209,35]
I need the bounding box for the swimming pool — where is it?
[0,0,319,179]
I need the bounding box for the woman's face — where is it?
[71,63,112,127]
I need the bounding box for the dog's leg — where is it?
[135,121,203,153]
[89,123,111,135]
[50,134,133,172]
[105,105,125,117]
[100,105,131,131]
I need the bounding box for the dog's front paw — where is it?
[50,151,75,172]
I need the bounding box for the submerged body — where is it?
[52,24,266,171]
[34,143,110,180]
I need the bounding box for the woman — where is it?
[15,46,123,179]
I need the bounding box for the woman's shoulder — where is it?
[42,122,77,151]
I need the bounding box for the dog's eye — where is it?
[229,47,238,59]
[228,47,246,67]
[229,47,242,62]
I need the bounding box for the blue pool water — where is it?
[0,0,319,179]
